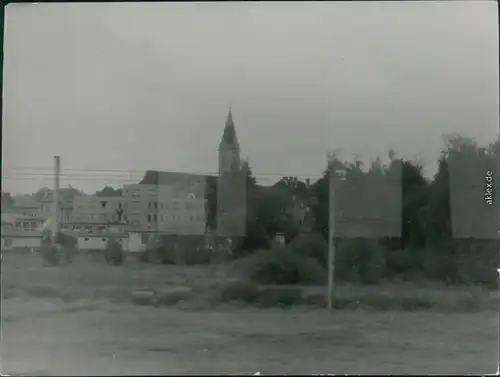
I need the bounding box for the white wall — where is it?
[11,237,41,250]
[78,236,129,251]
[127,232,145,252]
[78,236,107,251]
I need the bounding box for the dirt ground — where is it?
[1,252,499,375]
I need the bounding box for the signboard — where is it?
[448,153,499,239]
[332,165,402,238]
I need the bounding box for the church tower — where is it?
[217,108,246,237]
[218,107,241,175]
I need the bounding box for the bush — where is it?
[287,232,328,267]
[104,238,124,265]
[247,245,326,286]
[143,235,212,265]
[42,244,61,266]
[336,238,385,284]
[135,251,149,262]
[218,280,303,307]
[249,247,300,285]
[41,231,77,266]
[384,248,423,280]
[176,247,212,265]
[298,257,327,285]
[256,286,303,308]
[219,280,261,303]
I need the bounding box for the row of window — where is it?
[146,214,204,223]
[81,237,125,243]
[147,201,202,210]
[15,221,39,231]
[79,214,128,222]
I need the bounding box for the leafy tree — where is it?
[95,186,123,197]
[1,192,14,208]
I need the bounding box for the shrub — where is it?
[136,251,149,262]
[248,245,327,286]
[104,238,124,265]
[218,280,303,307]
[219,280,261,303]
[256,286,303,308]
[384,248,423,280]
[297,257,327,285]
[287,232,328,267]
[54,231,77,265]
[42,244,61,266]
[336,238,385,284]
[249,247,301,285]
[176,247,212,265]
[41,231,77,266]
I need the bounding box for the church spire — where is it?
[220,106,239,148]
[226,106,233,127]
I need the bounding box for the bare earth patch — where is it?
[1,253,498,375]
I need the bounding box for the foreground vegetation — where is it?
[3,251,498,313]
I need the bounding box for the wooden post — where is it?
[52,156,60,239]
[327,162,336,312]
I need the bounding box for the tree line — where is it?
[208,133,499,287]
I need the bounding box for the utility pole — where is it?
[52,156,60,239]
[327,162,335,312]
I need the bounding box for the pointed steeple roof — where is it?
[220,107,239,147]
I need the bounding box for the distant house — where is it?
[1,227,42,252]
[1,211,45,252]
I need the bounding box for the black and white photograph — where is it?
[1,1,499,375]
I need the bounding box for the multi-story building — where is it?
[123,178,206,235]
[72,195,127,224]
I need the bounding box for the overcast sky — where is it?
[2,1,498,195]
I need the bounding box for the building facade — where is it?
[123,181,206,235]
[72,195,127,224]
[1,212,43,251]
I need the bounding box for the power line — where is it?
[3,167,323,178]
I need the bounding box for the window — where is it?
[30,221,37,230]
[85,238,90,241]
[160,215,163,222]
[15,222,21,229]
[160,202,164,209]
[154,202,158,209]
[23,222,29,230]
[190,215,194,222]
[102,238,106,242]
[147,214,151,222]
[148,202,152,210]
[153,214,157,221]
[165,201,170,209]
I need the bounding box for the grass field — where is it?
[1,252,499,375]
